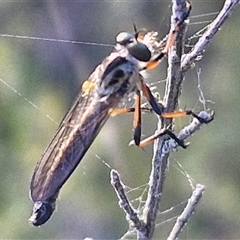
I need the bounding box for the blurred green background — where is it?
[0,0,239,239]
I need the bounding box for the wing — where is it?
[30,54,138,202]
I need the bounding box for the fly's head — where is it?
[29,200,56,226]
[98,32,154,98]
[116,32,152,62]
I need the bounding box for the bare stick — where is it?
[167,184,205,240]
[182,0,240,72]
[142,1,191,239]
[110,170,145,231]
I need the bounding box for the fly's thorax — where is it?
[97,49,141,98]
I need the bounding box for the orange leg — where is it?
[129,128,186,148]
[140,81,212,123]
[109,91,148,146]
[110,84,212,148]
[138,81,213,147]
[133,90,141,146]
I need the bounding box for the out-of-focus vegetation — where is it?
[0,1,239,239]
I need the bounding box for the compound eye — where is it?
[127,42,151,62]
[29,201,54,226]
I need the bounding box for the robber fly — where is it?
[29,3,203,226]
